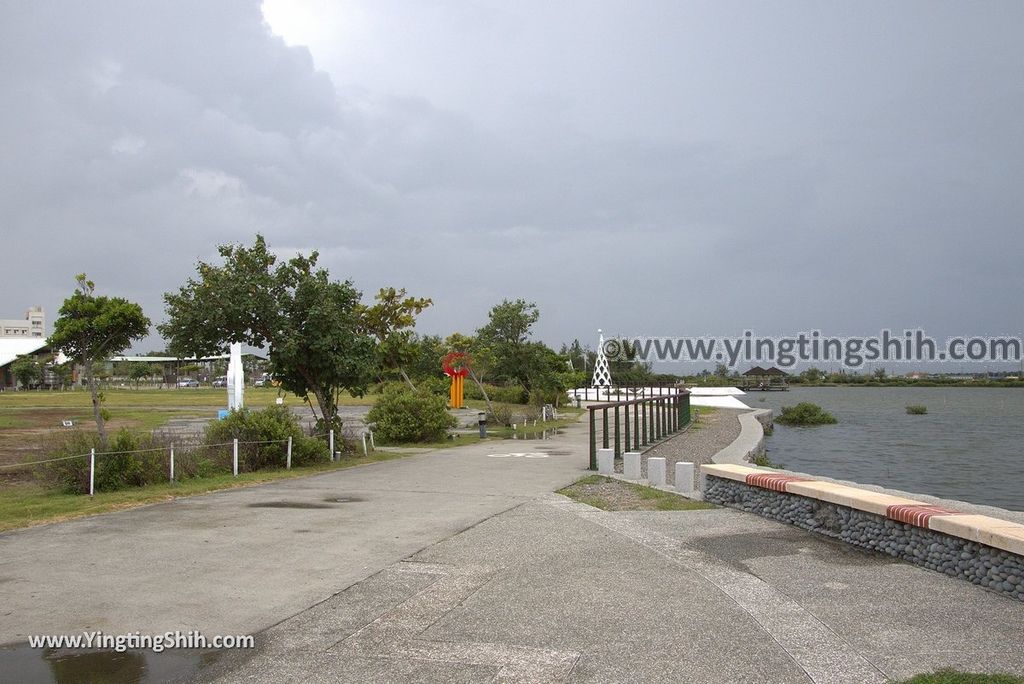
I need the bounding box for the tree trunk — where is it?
[85,361,107,448]
[468,367,495,417]
[398,367,416,391]
[312,386,339,435]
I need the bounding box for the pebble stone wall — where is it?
[704,475,1024,601]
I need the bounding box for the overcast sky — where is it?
[1,1,1022,368]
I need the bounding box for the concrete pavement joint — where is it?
[335,561,580,682]
[546,496,888,684]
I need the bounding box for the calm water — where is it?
[749,387,1024,511]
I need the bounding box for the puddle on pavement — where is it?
[0,645,221,684]
[507,429,563,441]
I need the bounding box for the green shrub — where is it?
[527,388,560,407]
[36,429,169,494]
[96,430,167,491]
[776,402,837,426]
[367,384,457,443]
[204,405,329,470]
[35,431,96,494]
[906,404,928,415]
[463,382,528,405]
[487,403,515,427]
[751,452,784,469]
[419,376,450,397]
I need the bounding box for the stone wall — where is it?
[705,475,1024,601]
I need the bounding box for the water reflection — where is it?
[0,645,220,684]
[753,387,1024,510]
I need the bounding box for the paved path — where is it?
[0,422,590,644]
[200,497,1024,684]
[4,412,1024,683]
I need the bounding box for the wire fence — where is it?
[2,427,376,497]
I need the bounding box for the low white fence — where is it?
[0,427,376,497]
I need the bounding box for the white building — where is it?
[0,306,45,338]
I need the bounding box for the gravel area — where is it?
[615,408,745,489]
[558,476,715,511]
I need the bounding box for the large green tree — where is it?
[476,299,540,388]
[159,235,376,433]
[360,287,432,389]
[50,274,150,446]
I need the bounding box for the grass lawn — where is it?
[558,474,715,512]
[0,451,407,533]
[0,386,377,409]
[0,388,380,467]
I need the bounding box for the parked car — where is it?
[177,378,199,388]
[254,373,271,387]
[212,376,227,387]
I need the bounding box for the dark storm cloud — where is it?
[1,0,1022,366]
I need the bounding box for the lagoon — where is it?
[748,387,1024,511]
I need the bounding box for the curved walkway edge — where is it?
[711,408,772,465]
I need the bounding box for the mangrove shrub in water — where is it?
[906,404,928,415]
[776,402,837,426]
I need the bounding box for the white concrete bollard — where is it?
[675,461,695,493]
[597,448,615,475]
[648,457,666,486]
[624,451,642,480]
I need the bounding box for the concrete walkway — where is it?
[0,423,590,644]
[3,413,1024,683]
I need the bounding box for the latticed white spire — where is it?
[590,329,613,387]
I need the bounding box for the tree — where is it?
[124,361,153,389]
[11,355,43,389]
[49,359,73,390]
[160,235,376,433]
[405,334,446,381]
[360,287,432,390]
[50,274,150,446]
[801,367,825,383]
[476,299,540,387]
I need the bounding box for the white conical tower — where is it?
[590,329,613,388]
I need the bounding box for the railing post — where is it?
[233,438,239,476]
[641,399,648,446]
[169,445,175,482]
[633,402,640,450]
[658,398,665,439]
[286,436,292,470]
[602,407,609,449]
[613,406,621,457]
[623,402,630,454]
[589,408,597,470]
[654,399,660,440]
[329,429,335,462]
[89,448,95,497]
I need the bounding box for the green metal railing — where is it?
[587,389,691,469]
